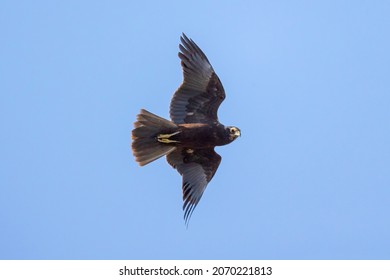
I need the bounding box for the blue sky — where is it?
[1,0,389,259]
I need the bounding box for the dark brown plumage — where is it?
[131,33,240,224]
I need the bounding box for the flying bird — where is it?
[131,33,241,224]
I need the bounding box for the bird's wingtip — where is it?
[180,32,190,43]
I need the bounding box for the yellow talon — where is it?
[157,138,179,143]
[157,131,180,143]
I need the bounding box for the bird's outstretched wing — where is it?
[167,147,221,224]
[170,33,225,125]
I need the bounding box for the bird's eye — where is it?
[230,127,236,133]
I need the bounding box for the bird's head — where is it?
[226,126,241,141]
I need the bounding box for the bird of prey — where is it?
[131,33,241,224]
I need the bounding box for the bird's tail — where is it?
[131,109,178,166]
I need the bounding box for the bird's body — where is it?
[161,123,235,148]
[131,34,240,223]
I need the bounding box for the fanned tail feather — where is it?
[131,109,177,166]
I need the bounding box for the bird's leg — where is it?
[157,131,180,143]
